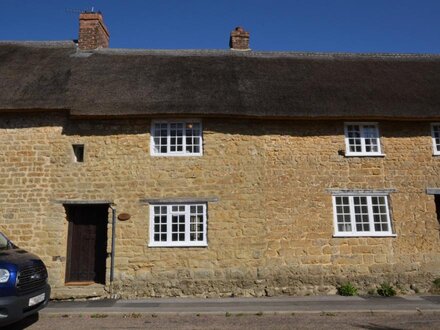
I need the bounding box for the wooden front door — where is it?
[65,204,108,284]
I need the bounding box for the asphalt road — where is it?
[9,311,440,329]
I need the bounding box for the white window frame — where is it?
[332,193,395,237]
[150,120,203,156]
[431,123,440,156]
[149,203,207,247]
[344,122,383,156]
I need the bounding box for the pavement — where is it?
[41,295,440,315]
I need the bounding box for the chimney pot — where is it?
[78,11,110,50]
[230,26,250,51]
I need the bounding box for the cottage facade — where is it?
[1,13,440,299]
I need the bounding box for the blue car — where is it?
[0,232,50,327]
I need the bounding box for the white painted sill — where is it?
[344,153,386,157]
[148,242,208,248]
[333,233,397,238]
[150,152,203,157]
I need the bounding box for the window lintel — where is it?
[327,189,396,196]
[141,197,219,205]
[426,188,440,195]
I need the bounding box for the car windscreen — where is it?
[0,233,10,250]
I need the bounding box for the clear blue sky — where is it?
[0,0,439,53]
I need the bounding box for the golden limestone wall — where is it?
[0,112,439,298]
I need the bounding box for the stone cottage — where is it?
[0,12,440,299]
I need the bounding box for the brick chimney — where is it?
[229,27,250,51]
[78,12,109,50]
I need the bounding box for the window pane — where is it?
[190,205,204,241]
[171,214,185,242]
[434,125,440,152]
[371,196,389,232]
[153,206,167,242]
[363,125,378,138]
[183,122,201,154]
[347,125,360,137]
[152,123,169,154]
[353,196,369,232]
[335,196,351,232]
[338,223,351,231]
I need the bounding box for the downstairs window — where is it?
[332,194,394,237]
[149,204,207,247]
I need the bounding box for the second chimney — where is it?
[78,12,110,50]
[230,27,250,51]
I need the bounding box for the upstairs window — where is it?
[344,123,382,156]
[151,120,202,156]
[431,123,440,155]
[149,204,207,247]
[332,194,394,237]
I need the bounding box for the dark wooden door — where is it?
[435,195,440,223]
[65,204,108,284]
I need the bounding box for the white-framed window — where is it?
[431,123,440,155]
[332,194,394,237]
[149,204,207,247]
[151,120,202,156]
[344,122,383,156]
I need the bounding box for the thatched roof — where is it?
[0,41,439,119]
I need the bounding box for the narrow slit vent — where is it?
[72,144,85,163]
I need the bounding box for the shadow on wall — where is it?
[0,111,434,139]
